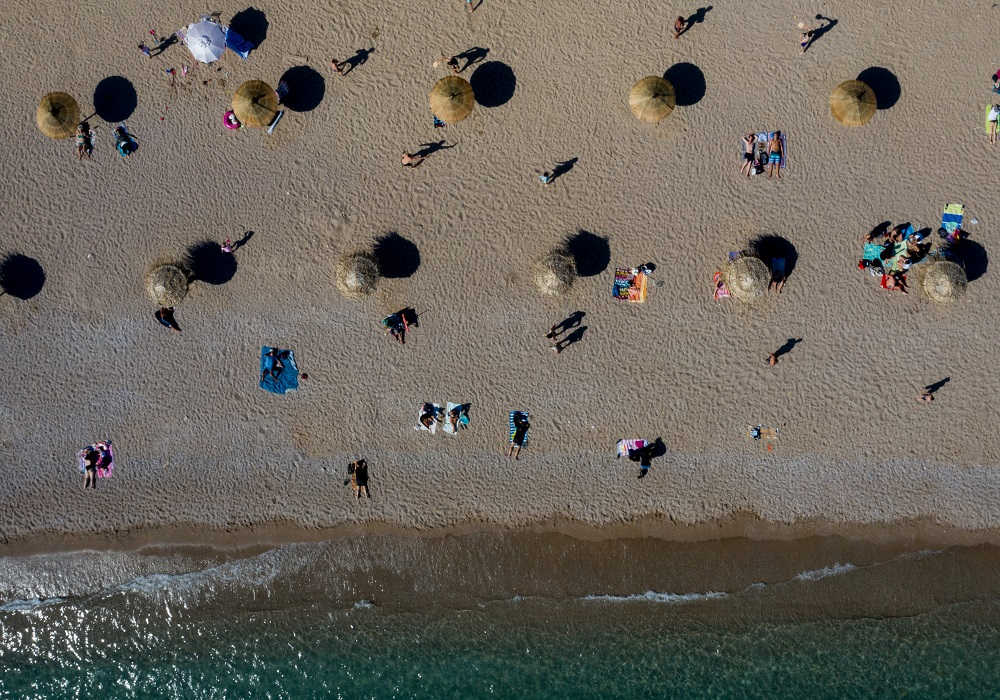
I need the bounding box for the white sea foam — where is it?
[581,590,727,604]
[794,563,857,582]
[0,597,64,612]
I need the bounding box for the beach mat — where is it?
[259,347,298,394]
[942,203,964,235]
[77,440,114,478]
[417,403,443,433]
[616,438,646,458]
[612,268,648,303]
[986,106,994,134]
[509,411,529,446]
[225,27,252,59]
[442,402,470,434]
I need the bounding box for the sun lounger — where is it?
[259,347,299,394]
[612,268,648,303]
[509,411,529,446]
[616,438,646,458]
[224,27,253,59]
[77,440,114,478]
[267,110,285,135]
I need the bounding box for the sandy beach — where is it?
[2,0,1000,555]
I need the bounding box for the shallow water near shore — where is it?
[2,532,1000,698]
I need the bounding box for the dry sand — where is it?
[2,0,1000,551]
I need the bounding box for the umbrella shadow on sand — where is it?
[470,62,516,108]
[186,241,237,285]
[279,66,325,112]
[0,254,45,299]
[566,230,611,276]
[856,67,900,110]
[374,233,421,279]
[94,76,137,122]
[663,63,705,106]
[230,7,268,48]
[750,235,797,278]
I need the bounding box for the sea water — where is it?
[2,534,999,698]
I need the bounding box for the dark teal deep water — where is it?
[1,535,999,698]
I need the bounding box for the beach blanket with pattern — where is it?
[509,411,530,446]
[77,441,114,478]
[616,439,646,458]
[259,347,299,394]
[942,203,964,236]
[612,268,648,303]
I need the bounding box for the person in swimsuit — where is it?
[261,348,285,381]
[437,56,461,74]
[76,123,92,161]
[507,412,530,460]
[799,26,814,53]
[740,133,755,178]
[401,152,425,168]
[989,105,1000,144]
[419,403,439,429]
[347,459,371,499]
[82,449,98,490]
[883,272,908,294]
[533,169,552,185]
[767,132,783,179]
[448,406,463,432]
[330,58,345,77]
[673,16,686,39]
[155,307,181,332]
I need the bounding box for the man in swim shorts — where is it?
[767,131,783,179]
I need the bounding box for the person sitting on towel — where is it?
[419,403,438,429]
[261,349,285,381]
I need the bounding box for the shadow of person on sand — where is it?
[413,140,457,159]
[230,7,269,49]
[773,338,803,360]
[678,6,712,36]
[341,48,375,75]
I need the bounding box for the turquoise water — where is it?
[2,536,999,698]
[3,599,999,698]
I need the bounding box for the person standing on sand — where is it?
[330,58,345,77]
[989,105,1000,144]
[740,133,755,178]
[799,24,814,53]
[767,352,778,367]
[401,152,425,167]
[436,56,461,74]
[533,169,553,185]
[155,307,181,332]
[767,132,783,179]
[917,392,934,403]
[346,459,372,499]
[674,16,686,39]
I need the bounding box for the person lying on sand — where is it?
[448,406,464,433]
[740,134,755,178]
[76,123,92,161]
[507,412,530,460]
[82,449,98,490]
[261,348,285,381]
[883,272,908,294]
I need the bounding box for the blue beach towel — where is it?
[259,347,299,394]
[509,411,529,447]
[225,28,253,59]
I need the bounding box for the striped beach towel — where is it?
[509,411,529,447]
[942,203,964,236]
[616,439,646,458]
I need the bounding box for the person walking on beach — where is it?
[989,105,1000,144]
[799,23,815,53]
[139,42,152,59]
[155,307,181,332]
[917,391,934,403]
[436,55,461,74]
[740,133,755,178]
[346,459,372,499]
[533,169,553,186]
[330,58,345,77]
[767,132,783,179]
[674,16,686,39]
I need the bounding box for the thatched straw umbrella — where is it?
[920,260,967,303]
[233,80,279,128]
[145,264,189,306]
[628,77,675,123]
[429,76,475,124]
[533,250,576,297]
[335,251,380,299]
[37,92,80,139]
[830,80,877,127]
[723,254,770,302]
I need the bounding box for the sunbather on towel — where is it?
[82,449,98,490]
[507,412,530,460]
[261,348,286,381]
[76,123,92,161]
[419,403,440,429]
[767,132,783,179]
[882,272,908,294]
[447,405,467,433]
[740,133,755,178]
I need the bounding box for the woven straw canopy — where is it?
[921,260,967,303]
[429,76,475,124]
[37,92,80,139]
[335,251,380,299]
[830,80,877,126]
[533,250,576,297]
[628,77,675,123]
[723,255,770,302]
[145,264,189,306]
[233,80,279,128]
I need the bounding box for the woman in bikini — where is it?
[740,133,755,178]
